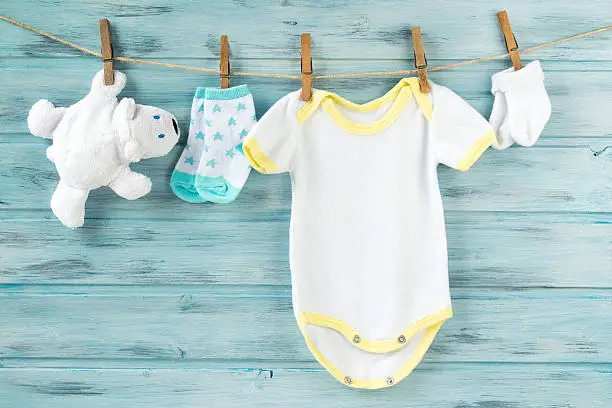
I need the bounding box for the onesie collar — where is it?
[297,77,432,135]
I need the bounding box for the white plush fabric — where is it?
[27,70,180,228]
[489,60,552,150]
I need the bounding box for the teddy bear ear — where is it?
[116,98,137,120]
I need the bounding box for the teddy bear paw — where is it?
[51,184,87,228]
[109,170,152,200]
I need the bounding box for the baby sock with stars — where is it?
[194,85,256,203]
[170,88,209,203]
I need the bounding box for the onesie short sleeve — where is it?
[243,91,302,174]
[430,85,496,171]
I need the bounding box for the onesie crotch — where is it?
[297,307,452,389]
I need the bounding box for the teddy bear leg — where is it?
[109,168,152,200]
[51,179,89,228]
[46,146,55,163]
[28,99,66,139]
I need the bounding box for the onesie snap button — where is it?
[397,335,406,344]
[386,377,394,385]
[352,334,361,344]
[344,376,353,385]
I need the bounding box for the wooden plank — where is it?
[0,287,610,363]
[1,212,610,287]
[0,143,610,213]
[2,0,612,60]
[2,59,612,137]
[1,364,611,408]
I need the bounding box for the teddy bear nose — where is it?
[172,118,178,134]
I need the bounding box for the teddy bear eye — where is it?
[158,134,165,139]
[153,115,160,120]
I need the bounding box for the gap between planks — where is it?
[1,359,611,370]
[1,209,611,219]
[2,56,612,66]
[3,135,612,158]
[1,285,610,297]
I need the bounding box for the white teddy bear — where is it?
[27,70,180,228]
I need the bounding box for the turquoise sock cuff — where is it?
[194,87,207,99]
[205,85,251,100]
[195,85,250,100]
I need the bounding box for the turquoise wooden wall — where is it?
[1,0,611,406]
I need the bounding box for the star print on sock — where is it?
[213,132,223,141]
[195,131,205,140]
[206,159,217,168]
[204,144,210,152]
[225,148,236,158]
[213,104,222,113]
[239,129,248,138]
[185,144,191,150]
[228,116,237,126]
[205,119,212,127]
[198,104,204,112]
[235,142,244,155]
[184,156,195,165]
[252,113,257,121]
[236,102,246,112]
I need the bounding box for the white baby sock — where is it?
[194,85,256,203]
[489,60,551,150]
[170,88,208,203]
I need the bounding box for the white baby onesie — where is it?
[244,78,495,389]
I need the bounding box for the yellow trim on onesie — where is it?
[299,307,452,354]
[243,136,279,174]
[297,77,433,135]
[298,307,452,389]
[456,130,496,172]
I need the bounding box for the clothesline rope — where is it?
[1,15,611,80]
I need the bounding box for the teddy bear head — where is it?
[113,98,180,162]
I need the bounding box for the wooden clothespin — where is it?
[220,35,230,89]
[98,18,114,85]
[411,27,430,93]
[301,33,312,101]
[497,10,523,70]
